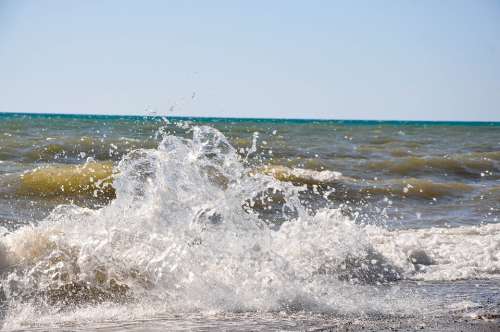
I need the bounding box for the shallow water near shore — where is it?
[0,113,499,331]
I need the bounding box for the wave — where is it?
[17,161,115,199]
[9,162,474,204]
[0,126,498,327]
[258,165,343,185]
[367,222,500,281]
[3,137,158,163]
[367,154,499,178]
[257,166,475,200]
[360,178,474,199]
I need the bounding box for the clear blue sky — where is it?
[1,1,499,121]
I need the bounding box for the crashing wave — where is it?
[0,125,498,327]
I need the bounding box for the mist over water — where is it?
[0,113,499,330]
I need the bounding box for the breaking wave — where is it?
[17,161,115,199]
[0,126,499,328]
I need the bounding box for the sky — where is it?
[0,1,499,121]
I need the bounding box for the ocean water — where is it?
[0,112,499,331]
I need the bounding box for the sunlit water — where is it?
[0,113,499,331]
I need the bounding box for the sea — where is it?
[0,112,499,331]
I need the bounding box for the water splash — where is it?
[1,125,497,328]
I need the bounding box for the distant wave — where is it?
[367,153,500,179]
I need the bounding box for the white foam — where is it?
[366,222,500,281]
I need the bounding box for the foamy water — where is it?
[0,115,499,330]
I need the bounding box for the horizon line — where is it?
[1,111,499,125]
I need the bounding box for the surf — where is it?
[0,124,499,329]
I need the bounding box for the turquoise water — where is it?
[2,111,500,125]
